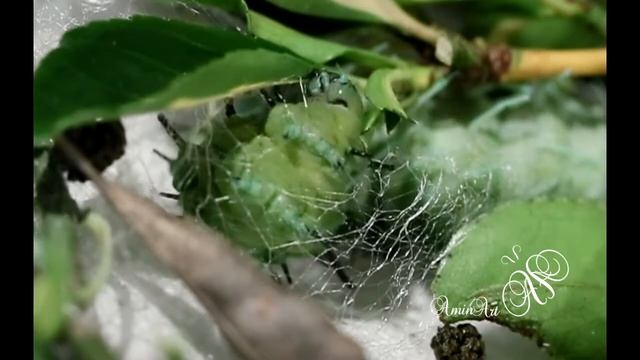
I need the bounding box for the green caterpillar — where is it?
[160,71,370,282]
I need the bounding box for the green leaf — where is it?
[71,332,118,360]
[247,11,405,68]
[263,0,383,22]
[153,0,250,22]
[364,67,433,130]
[34,16,314,141]
[582,4,606,35]
[507,17,605,49]
[396,0,471,4]
[264,0,442,44]
[157,0,247,12]
[431,200,605,360]
[465,0,544,16]
[155,0,247,14]
[325,26,425,64]
[34,215,76,343]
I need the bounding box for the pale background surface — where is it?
[34,1,551,359]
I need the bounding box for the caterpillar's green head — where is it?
[306,71,364,117]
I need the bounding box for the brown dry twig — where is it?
[435,31,606,82]
[55,136,366,360]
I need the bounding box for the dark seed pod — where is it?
[51,119,126,182]
[431,323,485,360]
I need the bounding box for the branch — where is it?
[375,3,605,81]
[503,48,606,81]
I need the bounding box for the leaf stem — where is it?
[337,0,442,44]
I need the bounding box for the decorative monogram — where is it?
[501,246,570,317]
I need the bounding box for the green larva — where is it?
[161,71,369,282]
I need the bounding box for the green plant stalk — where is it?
[34,215,76,343]
[469,91,532,130]
[436,33,484,68]
[75,213,113,304]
